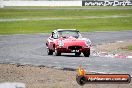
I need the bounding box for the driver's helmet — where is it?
[58,32,63,37]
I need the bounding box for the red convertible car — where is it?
[46,29,91,57]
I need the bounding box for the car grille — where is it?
[68,46,82,50]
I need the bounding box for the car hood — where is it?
[57,37,87,46]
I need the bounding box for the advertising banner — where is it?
[82,1,132,6]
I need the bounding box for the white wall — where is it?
[2,1,82,6]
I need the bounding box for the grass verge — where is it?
[0,7,132,34]
[126,45,132,51]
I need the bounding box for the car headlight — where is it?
[58,40,64,47]
[85,39,91,47]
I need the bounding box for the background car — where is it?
[46,29,91,57]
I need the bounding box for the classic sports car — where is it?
[46,29,91,57]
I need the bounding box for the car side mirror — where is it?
[51,32,54,38]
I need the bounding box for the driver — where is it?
[58,32,63,38]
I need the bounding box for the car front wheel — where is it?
[47,48,53,55]
[83,50,90,57]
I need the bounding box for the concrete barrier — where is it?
[1,1,82,6]
[0,0,132,7]
[0,0,4,8]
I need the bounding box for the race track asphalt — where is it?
[0,31,132,75]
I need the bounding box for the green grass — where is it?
[0,6,132,34]
[0,8,132,18]
[126,45,132,51]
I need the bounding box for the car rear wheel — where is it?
[75,52,81,56]
[55,49,61,56]
[47,48,53,55]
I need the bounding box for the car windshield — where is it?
[58,30,80,38]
